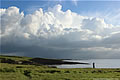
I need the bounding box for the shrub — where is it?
[16,66,23,68]
[0,68,15,72]
[24,70,32,78]
[64,71,70,73]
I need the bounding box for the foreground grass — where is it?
[0,55,120,80]
[0,63,120,80]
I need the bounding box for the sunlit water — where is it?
[56,59,120,68]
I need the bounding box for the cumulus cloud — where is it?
[0,4,120,59]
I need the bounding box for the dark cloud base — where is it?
[1,42,120,59]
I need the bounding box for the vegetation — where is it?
[0,55,120,80]
[0,55,88,65]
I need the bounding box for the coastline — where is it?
[0,55,120,80]
[0,55,89,65]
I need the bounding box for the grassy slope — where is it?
[0,55,32,61]
[0,55,120,80]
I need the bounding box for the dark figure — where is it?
[93,62,95,68]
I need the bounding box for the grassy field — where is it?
[0,55,120,80]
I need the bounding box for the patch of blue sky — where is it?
[1,0,120,25]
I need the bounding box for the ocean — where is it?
[57,59,120,68]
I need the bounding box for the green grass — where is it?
[0,55,120,80]
[0,63,120,80]
[0,55,32,61]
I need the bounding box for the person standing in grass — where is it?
[93,62,95,68]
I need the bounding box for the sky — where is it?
[0,0,120,59]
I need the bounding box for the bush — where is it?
[64,71,70,73]
[38,70,61,73]
[0,68,15,72]
[24,70,32,78]
[16,66,23,68]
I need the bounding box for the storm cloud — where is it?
[0,4,120,59]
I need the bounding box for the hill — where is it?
[0,55,88,65]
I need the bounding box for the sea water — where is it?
[57,59,120,68]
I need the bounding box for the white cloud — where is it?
[0,7,24,37]
[0,4,120,58]
[80,47,120,52]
